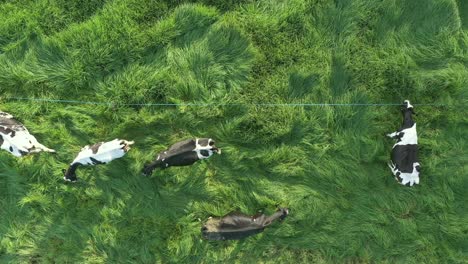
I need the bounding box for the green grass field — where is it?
[0,0,467,263]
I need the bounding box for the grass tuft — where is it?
[0,0,467,263]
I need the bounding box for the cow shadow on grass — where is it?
[0,152,97,262]
[22,161,130,261]
[42,151,214,262]
[88,161,215,262]
[0,158,36,262]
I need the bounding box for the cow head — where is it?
[198,138,221,155]
[120,140,134,152]
[401,100,415,114]
[209,139,221,154]
[278,208,289,221]
[62,164,78,183]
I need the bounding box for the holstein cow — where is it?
[63,139,134,182]
[387,100,420,186]
[142,138,220,176]
[202,208,289,240]
[0,111,55,157]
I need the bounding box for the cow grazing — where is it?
[0,111,55,157]
[387,100,420,186]
[142,138,220,176]
[62,139,134,182]
[201,208,289,240]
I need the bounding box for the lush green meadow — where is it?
[0,0,467,262]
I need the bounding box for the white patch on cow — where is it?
[194,138,215,159]
[71,139,133,166]
[388,162,420,186]
[404,100,413,109]
[393,123,417,147]
[0,139,26,157]
[0,112,14,119]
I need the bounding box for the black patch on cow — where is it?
[167,139,197,154]
[400,110,415,129]
[0,135,3,145]
[156,139,197,161]
[90,157,105,165]
[0,126,15,137]
[391,144,418,173]
[165,151,200,167]
[200,150,210,157]
[395,132,404,142]
[198,138,209,147]
[19,150,28,156]
[143,139,217,176]
[9,146,13,152]
[202,209,288,240]
[63,163,80,182]
[205,227,265,240]
[89,142,103,154]
[0,113,26,133]
[142,149,200,175]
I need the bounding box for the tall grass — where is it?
[0,0,467,263]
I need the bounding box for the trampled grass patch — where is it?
[0,0,467,263]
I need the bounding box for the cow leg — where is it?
[386,131,397,138]
[387,161,397,173]
[36,143,55,153]
[31,138,56,153]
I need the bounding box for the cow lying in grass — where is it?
[0,111,55,157]
[387,100,420,186]
[202,208,289,240]
[142,138,220,176]
[63,139,134,182]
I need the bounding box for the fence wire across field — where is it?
[0,96,460,107]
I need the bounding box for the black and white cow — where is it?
[0,111,55,157]
[142,138,220,176]
[202,208,289,240]
[387,100,420,186]
[63,139,134,182]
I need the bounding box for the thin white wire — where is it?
[1,97,453,107]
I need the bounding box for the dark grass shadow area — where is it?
[0,0,467,262]
[457,0,468,29]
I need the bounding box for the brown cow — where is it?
[202,208,289,240]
